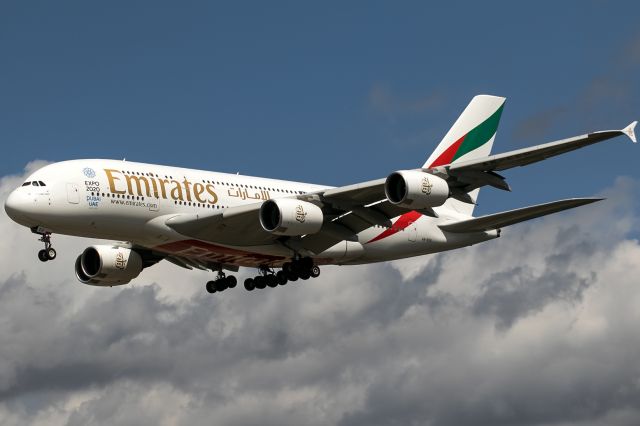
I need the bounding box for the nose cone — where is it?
[4,190,35,226]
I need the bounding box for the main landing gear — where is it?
[243,257,320,292]
[204,257,320,295]
[205,271,237,294]
[36,231,56,262]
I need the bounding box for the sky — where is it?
[1,1,640,425]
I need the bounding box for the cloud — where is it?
[0,165,640,425]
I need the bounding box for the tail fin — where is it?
[424,95,505,168]
[425,94,506,216]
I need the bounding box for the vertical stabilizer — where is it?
[425,95,505,215]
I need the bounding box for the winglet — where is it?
[623,121,637,143]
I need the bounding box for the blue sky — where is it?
[2,1,639,216]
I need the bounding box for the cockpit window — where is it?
[22,182,31,186]
[38,181,46,186]
[32,181,39,187]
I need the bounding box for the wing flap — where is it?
[438,198,603,233]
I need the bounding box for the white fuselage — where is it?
[5,160,498,268]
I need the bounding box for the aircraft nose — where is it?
[4,190,31,224]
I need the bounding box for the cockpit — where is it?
[21,181,47,187]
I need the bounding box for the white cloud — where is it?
[0,164,639,425]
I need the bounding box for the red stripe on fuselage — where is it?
[155,239,284,266]
[366,210,422,244]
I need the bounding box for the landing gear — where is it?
[244,257,321,292]
[35,231,56,262]
[206,257,321,294]
[205,271,237,294]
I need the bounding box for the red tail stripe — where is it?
[428,134,466,168]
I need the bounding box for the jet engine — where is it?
[260,199,323,236]
[385,170,450,209]
[75,245,143,286]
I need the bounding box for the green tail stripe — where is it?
[452,104,504,162]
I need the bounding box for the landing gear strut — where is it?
[244,257,320,292]
[36,231,56,262]
[205,271,237,294]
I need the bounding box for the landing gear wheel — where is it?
[46,248,57,260]
[215,278,229,292]
[266,275,278,288]
[255,276,267,289]
[299,269,311,280]
[276,270,288,286]
[227,275,237,288]
[206,281,217,294]
[38,249,49,262]
[244,278,255,291]
[310,265,320,278]
[286,271,298,282]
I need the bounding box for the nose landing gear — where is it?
[36,231,56,262]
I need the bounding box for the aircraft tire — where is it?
[244,278,255,291]
[266,275,278,288]
[310,266,320,278]
[46,248,57,260]
[286,271,298,282]
[206,281,217,294]
[276,271,287,285]
[227,275,237,288]
[255,276,267,289]
[215,278,228,292]
[299,270,311,280]
[38,250,49,262]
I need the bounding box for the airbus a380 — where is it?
[4,95,637,294]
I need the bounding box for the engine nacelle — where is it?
[75,245,143,286]
[260,199,323,236]
[385,170,449,209]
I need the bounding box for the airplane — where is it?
[4,95,637,294]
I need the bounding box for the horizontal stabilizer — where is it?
[439,198,603,233]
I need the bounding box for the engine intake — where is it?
[385,170,449,209]
[260,199,323,236]
[75,245,143,286]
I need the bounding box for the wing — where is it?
[164,178,424,255]
[431,122,637,198]
[438,198,602,233]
